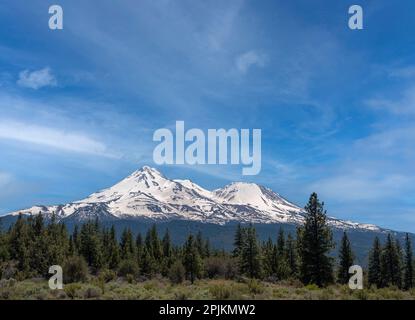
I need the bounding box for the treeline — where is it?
[0,192,413,290]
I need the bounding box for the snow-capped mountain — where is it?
[5,166,380,231]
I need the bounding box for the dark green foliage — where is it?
[0,221,9,262]
[240,224,262,279]
[105,226,120,270]
[285,233,298,277]
[168,260,186,284]
[404,233,413,290]
[63,255,88,283]
[183,234,203,283]
[2,198,411,293]
[120,228,136,261]
[79,220,103,272]
[232,223,245,258]
[297,193,334,287]
[337,232,354,284]
[368,236,382,288]
[380,234,402,288]
[118,259,139,277]
[8,214,30,273]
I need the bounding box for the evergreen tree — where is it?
[240,224,262,278]
[140,246,156,276]
[183,234,203,284]
[403,233,413,290]
[0,220,9,262]
[337,232,354,284]
[262,237,276,277]
[277,228,285,257]
[8,214,30,273]
[232,224,245,258]
[275,228,290,280]
[285,233,298,277]
[79,220,103,272]
[368,236,382,288]
[145,225,163,264]
[196,231,204,258]
[204,239,211,258]
[28,213,49,276]
[72,225,80,253]
[120,228,136,260]
[136,233,143,259]
[297,193,334,287]
[45,215,69,269]
[380,234,401,288]
[106,226,120,270]
[161,229,173,275]
[395,239,403,289]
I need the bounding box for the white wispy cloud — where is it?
[309,171,412,201]
[388,65,415,79]
[0,120,118,158]
[235,50,267,74]
[17,67,57,89]
[0,172,12,187]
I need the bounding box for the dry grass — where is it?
[0,277,414,300]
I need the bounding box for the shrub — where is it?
[204,257,227,279]
[225,259,239,280]
[305,283,320,291]
[64,283,82,299]
[118,259,139,278]
[209,284,232,300]
[0,261,18,280]
[84,286,101,299]
[248,279,264,295]
[168,261,186,284]
[63,256,88,284]
[98,269,117,283]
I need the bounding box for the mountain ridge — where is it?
[3,166,384,232]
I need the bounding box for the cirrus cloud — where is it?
[235,50,267,74]
[0,120,118,158]
[17,67,57,89]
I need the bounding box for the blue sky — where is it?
[1,0,415,232]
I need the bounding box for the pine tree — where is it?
[262,237,276,277]
[380,234,401,288]
[285,233,298,277]
[240,224,262,278]
[297,193,334,287]
[0,220,9,262]
[120,228,136,260]
[45,215,69,270]
[72,225,80,253]
[275,228,290,280]
[403,233,413,290]
[277,228,285,257]
[145,225,163,264]
[204,239,211,258]
[79,220,103,272]
[183,234,203,284]
[337,232,354,284]
[140,246,156,276]
[8,214,30,273]
[232,224,245,258]
[196,231,205,258]
[28,213,49,276]
[161,229,173,275]
[106,226,120,270]
[395,239,403,289]
[368,236,382,288]
[136,233,143,259]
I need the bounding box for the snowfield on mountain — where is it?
[7,166,380,231]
